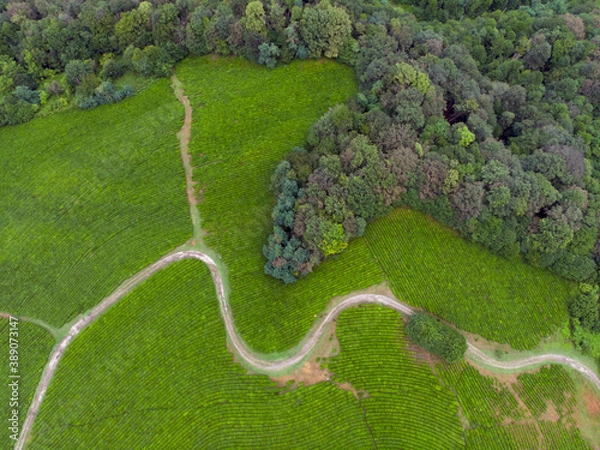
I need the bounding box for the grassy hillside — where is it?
[176,56,383,354]
[30,260,593,449]
[0,79,190,326]
[365,209,575,349]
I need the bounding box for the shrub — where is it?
[406,312,467,363]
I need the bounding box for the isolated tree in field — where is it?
[406,312,467,363]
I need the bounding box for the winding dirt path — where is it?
[15,250,600,450]
[14,74,600,449]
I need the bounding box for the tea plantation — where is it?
[0,79,190,326]
[178,57,575,354]
[30,261,592,448]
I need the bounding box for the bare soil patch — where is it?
[539,399,560,422]
[270,321,339,389]
[333,381,369,399]
[270,319,366,398]
[272,360,330,388]
[584,389,600,417]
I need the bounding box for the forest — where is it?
[1,0,600,353]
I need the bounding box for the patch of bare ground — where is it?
[272,360,330,389]
[538,399,560,422]
[334,381,369,399]
[270,320,338,389]
[269,319,367,398]
[571,382,600,450]
[584,388,600,416]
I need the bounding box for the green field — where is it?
[178,56,575,354]
[29,261,463,449]
[365,209,576,350]
[438,362,591,448]
[0,79,191,326]
[177,56,386,354]
[0,319,54,450]
[329,306,465,449]
[31,260,377,448]
[31,260,593,449]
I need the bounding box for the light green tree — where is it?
[244,1,267,35]
[318,221,348,256]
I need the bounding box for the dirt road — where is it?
[14,75,600,450]
[15,249,600,450]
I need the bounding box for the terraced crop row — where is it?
[465,424,540,449]
[438,363,522,428]
[438,360,593,449]
[0,79,191,326]
[539,422,591,449]
[515,365,577,419]
[364,208,576,350]
[328,305,465,449]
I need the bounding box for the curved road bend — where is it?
[15,250,600,450]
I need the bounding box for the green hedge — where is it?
[406,312,467,363]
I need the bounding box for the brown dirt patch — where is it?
[334,381,369,399]
[271,320,339,389]
[269,320,365,398]
[271,360,330,388]
[539,399,560,422]
[584,389,600,417]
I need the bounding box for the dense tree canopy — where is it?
[1,0,599,346]
[406,312,468,363]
